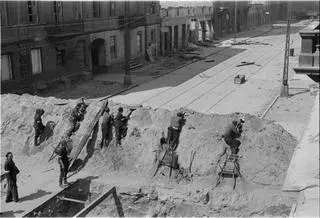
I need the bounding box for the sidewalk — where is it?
[282,92,319,217]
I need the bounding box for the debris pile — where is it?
[1,94,298,216]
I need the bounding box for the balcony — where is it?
[1,25,43,45]
[293,21,320,82]
[83,18,119,34]
[46,21,84,38]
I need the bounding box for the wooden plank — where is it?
[57,196,87,204]
[1,172,8,181]
[73,186,124,217]
[68,100,108,171]
[22,180,79,217]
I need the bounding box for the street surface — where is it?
[111,27,302,117]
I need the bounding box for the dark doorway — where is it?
[169,26,173,52]
[182,24,186,48]
[174,25,178,50]
[91,38,106,74]
[164,32,169,53]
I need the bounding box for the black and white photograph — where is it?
[0,0,319,217]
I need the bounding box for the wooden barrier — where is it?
[73,186,124,217]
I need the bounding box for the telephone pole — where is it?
[234,0,237,33]
[123,0,132,86]
[280,2,291,97]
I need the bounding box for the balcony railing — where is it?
[46,21,84,37]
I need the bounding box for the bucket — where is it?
[289,48,294,56]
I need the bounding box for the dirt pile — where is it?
[1,94,298,216]
[1,94,296,183]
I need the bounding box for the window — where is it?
[56,48,65,67]
[27,0,38,23]
[150,2,156,14]
[151,29,155,42]
[137,32,142,54]
[0,1,8,25]
[110,36,117,58]
[73,2,83,19]
[1,54,13,81]
[92,1,100,18]
[188,9,190,15]
[202,7,204,14]
[110,1,115,16]
[53,1,63,23]
[31,48,42,74]
[176,9,179,16]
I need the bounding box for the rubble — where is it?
[1,94,298,216]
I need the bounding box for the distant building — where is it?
[1,1,160,94]
[160,6,213,54]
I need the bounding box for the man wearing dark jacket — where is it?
[216,120,242,164]
[100,107,114,148]
[57,140,70,188]
[34,108,45,146]
[114,107,135,145]
[66,98,88,137]
[167,112,186,151]
[4,152,20,203]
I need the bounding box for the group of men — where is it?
[4,100,245,199]
[100,105,135,148]
[154,112,245,176]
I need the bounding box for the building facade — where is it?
[1,1,160,94]
[160,6,214,55]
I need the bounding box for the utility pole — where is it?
[123,0,132,86]
[234,0,237,33]
[280,1,291,97]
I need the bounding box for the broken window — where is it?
[53,1,63,23]
[92,1,100,18]
[110,1,115,16]
[110,36,117,58]
[27,0,38,23]
[1,54,13,81]
[31,48,42,75]
[0,1,8,25]
[150,2,156,14]
[56,48,65,67]
[73,2,83,19]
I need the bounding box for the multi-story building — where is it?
[212,1,249,38]
[160,6,214,55]
[247,2,269,29]
[1,1,160,94]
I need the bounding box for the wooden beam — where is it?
[73,186,124,217]
[57,196,87,204]
[68,100,108,171]
[1,172,8,181]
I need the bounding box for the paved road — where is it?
[111,28,302,116]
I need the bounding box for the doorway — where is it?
[91,38,106,74]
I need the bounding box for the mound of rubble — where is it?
[1,94,298,216]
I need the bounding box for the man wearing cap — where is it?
[34,108,45,146]
[100,106,114,148]
[66,98,88,137]
[4,152,20,203]
[167,112,186,151]
[57,139,70,188]
[114,107,135,145]
[216,119,243,165]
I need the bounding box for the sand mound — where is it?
[1,94,297,187]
